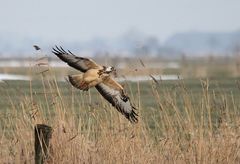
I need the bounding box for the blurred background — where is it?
[0,0,240,80]
[2,1,240,162]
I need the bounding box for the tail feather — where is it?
[68,74,86,90]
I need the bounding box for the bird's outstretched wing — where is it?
[52,46,102,72]
[95,77,138,123]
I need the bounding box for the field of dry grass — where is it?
[0,62,240,163]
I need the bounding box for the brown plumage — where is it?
[52,46,138,123]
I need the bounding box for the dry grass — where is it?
[0,66,240,164]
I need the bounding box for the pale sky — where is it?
[0,0,240,42]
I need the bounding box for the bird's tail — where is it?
[68,74,87,90]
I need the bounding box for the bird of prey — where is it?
[52,46,138,123]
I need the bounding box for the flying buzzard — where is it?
[52,46,138,123]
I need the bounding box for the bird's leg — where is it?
[88,80,100,88]
[83,83,89,91]
[79,81,89,91]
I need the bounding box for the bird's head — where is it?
[103,66,116,74]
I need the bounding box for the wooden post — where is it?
[34,124,52,164]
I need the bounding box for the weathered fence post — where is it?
[34,124,52,164]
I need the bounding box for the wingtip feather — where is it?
[129,109,138,123]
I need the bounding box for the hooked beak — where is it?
[112,67,117,77]
[112,67,116,72]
